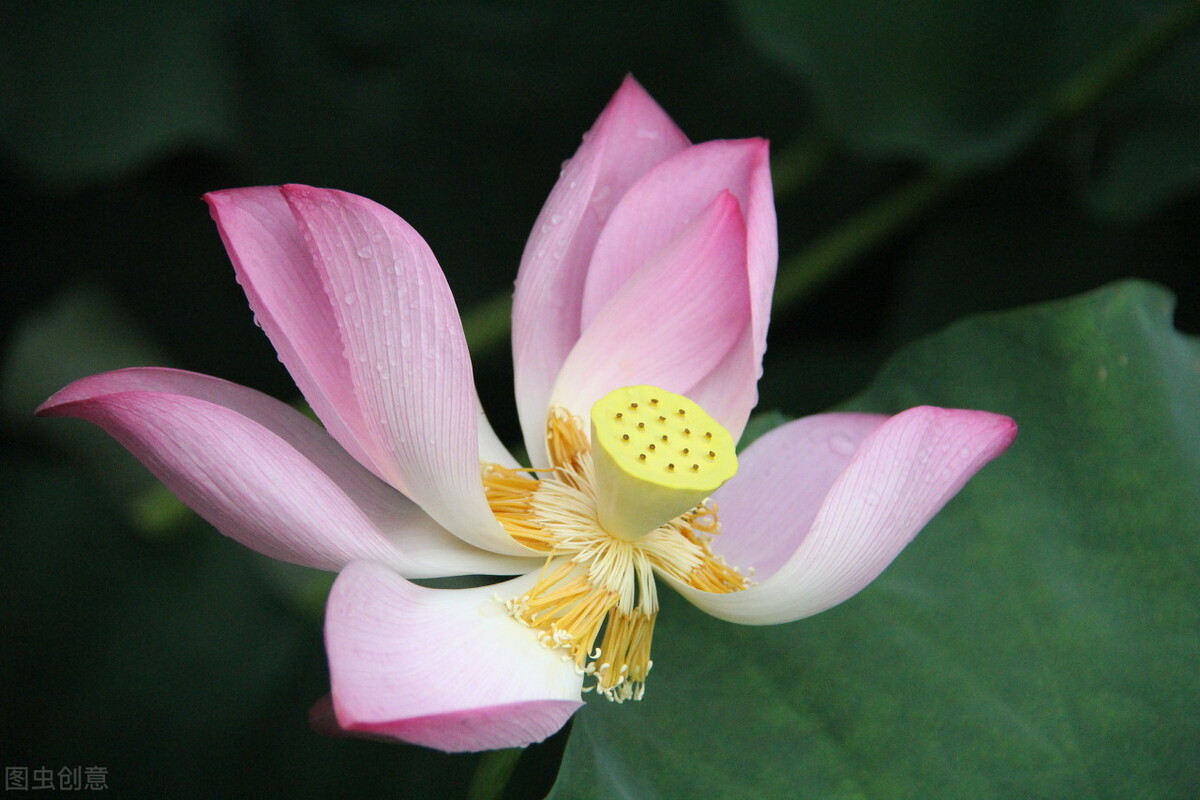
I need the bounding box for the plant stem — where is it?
[773,170,959,310]
[772,0,1200,312]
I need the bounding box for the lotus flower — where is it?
[37,77,1016,752]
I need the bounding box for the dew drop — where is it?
[864,490,881,506]
[356,245,372,258]
[344,292,357,305]
[550,213,563,225]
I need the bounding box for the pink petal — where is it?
[205,185,520,556]
[512,76,690,464]
[711,412,890,571]
[684,331,759,442]
[580,138,775,358]
[326,560,584,752]
[669,407,1017,624]
[37,368,535,577]
[278,185,527,556]
[205,187,380,480]
[549,191,750,419]
[576,138,775,439]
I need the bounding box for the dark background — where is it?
[3,2,1198,797]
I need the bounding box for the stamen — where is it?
[483,396,748,704]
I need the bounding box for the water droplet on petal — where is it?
[344,292,357,305]
[550,213,563,225]
[864,489,881,506]
[357,245,372,258]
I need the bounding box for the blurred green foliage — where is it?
[2,1,1197,798]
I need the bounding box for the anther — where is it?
[650,398,659,405]
[658,415,666,422]
[637,422,645,429]
[660,435,668,442]
[682,448,689,455]
[667,463,675,471]
[683,428,691,436]
[621,434,630,441]
[630,403,638,409]
[691,464,699,471]
[638,454,646,461]
[648,444,656,451]
[615,412,623,420]
[707,450,716,458]
[678,409,686,416]
[705,432,713,439]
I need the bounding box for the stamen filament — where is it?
[481,390,749,701]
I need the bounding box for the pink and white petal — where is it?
[205,187,380,478]
[549,192,750,419]
[326,560,584,752]
[209,187,521,507]
[579,138,776,369]
[685,330,759,443]
[706,412,890,571]
[669,406,1017,625]
[281,185,528,556]
[37,368,535,577]
[512,76,690,464]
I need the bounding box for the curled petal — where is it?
[713,412,890,571]
[277,185,527,556]
[512,76,690,464]
[326,561,584,752]
[669,407,1017,624]
[580,138,775,355]
[205,186,378,474]
[37,368,535,578]
[550,191,750,418]
[578,138,775,439]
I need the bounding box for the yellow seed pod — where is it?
[590,385,737,541]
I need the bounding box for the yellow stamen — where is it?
[480,389,749,701]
